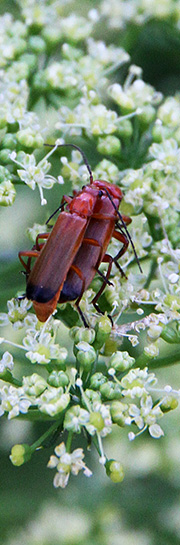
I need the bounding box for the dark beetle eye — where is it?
[98,190,103,197]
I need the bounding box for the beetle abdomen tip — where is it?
[26,283,55,303]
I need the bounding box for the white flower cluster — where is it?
[0,14,27,66]
[37,38,129,97]
[100,0,178,28]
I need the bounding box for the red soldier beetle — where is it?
[59,180,134,319]
[19,143,142,324]
[19,185,104,322]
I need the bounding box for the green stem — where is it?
[144,259,157,289]
[91,435,101,457]
[31,418,63,452]
[66,431,73,453]
[1,371,21,386]
[135,346,180,369]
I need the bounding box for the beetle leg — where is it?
[81,238,112,286]
[70,264,86,305]
[19,250,40,273]
[112,229,129,277]
[83,237,112,286]
[92,254,113,305]
[94,267,113,286]
[76,302,89,328]
[91,231,129,308]
[83,237,101,248]
[93,302,113,326]
[36,233,49,251]
[119,214,132,226]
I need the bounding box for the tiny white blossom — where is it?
[0,384,32,419]
[11,151,57,205]
[38,387,70,417]
[121,367,157,399]
[0,352,14,373]
[47,442,92,488]
[23,329,67,365]
[64,405,89,433]
[85,402,112,437]
[128,395,163,432]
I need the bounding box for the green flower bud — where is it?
[19,53,37,72]
[110,401,127,426]
[90,372,107,390]
[48,370,69,388]
[144,343,159,358]
[138,105,156,126]
[29,36,46,53]
[0,180,16,206]
[160,325,180,344]
[147,325,163,341]
[17,129,44,148]
[76,341,97,371]
[152,124,167,143]
[164,294,180,310]
[161,396,178,412]
[0,166,12,182]
[10,444,31,466]
[23,373,47,396]
[97,136,121,156]
[117,119,133,139]
[93,316,112,350]
[100,381,121,400]
[106,459,124,483]
[83,388,101,405]
[109,351,135,372]
[2,134,17,150]
[70,326,95,344]
[0,149,11,164]
[42,26,62,46]
[56,348,68,367]
[89,411,104,432]
[103,338,118,356]
[0,117,7,129]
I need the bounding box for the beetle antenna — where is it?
[103,188,143,273]
[44,142,93,184]
[46,202,65,225]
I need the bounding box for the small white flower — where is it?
[23,329,67,365]
[0,384,32,419]
[0,352,14,373]
[38,388,70,417]
[5,297,32,330]
[47,442,92,488]
[64,405,89,433]
[85,401,112,437]
[11,151,57,205]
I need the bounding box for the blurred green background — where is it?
[1,1,180,544]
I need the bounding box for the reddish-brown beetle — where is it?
[19,144,141,323]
